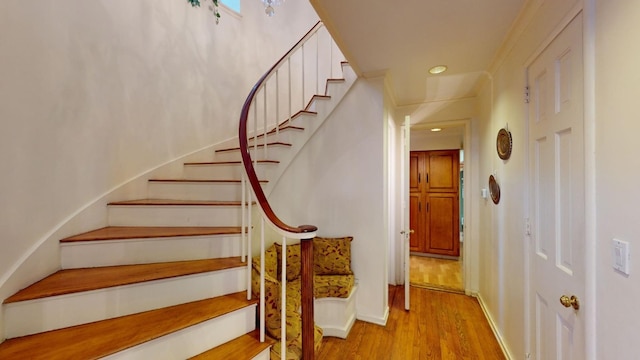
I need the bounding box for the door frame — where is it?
[407,118,476,294]
[523,3,596,358]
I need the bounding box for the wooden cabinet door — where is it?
[409,193,423,252]
[425,150,459,193]
[425,193,460,256]
[409,152,422,193]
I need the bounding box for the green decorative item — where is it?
[187,0,221,24]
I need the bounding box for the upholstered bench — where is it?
[311,236,357,339]
[251,236,357,359]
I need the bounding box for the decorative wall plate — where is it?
[489,175,501,204]
[496,128,512,160]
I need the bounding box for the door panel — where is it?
[426,193,459,256]
[529,13,584,360]
[409,193,422,252]
[426,151,459,193]
[409,153,421,193]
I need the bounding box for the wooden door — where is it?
[528,13,585,359]
[425,192,459,256]
[409,150,460,255]
[409,193,422,251]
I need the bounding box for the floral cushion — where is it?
[274,242,302,281]
[314,274,355,298]
[313,236,354,275]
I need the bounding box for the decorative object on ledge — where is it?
[262,0,284,16]
[187,0,221,24]
[496,127,513,160]
[489,175,501,204]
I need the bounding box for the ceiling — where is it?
[311,0,526,111]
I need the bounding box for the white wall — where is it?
[475,0,582,358]
[594,1,640,358]
[269,77,389,324]
[0,0,319,341]
[410,132,462,151]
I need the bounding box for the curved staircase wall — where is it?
[268,77,391,325]
[0,0,320,342]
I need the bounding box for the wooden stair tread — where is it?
[0,292,256,360]
[189,330,274,360]
[148,179,268,183]
[108,199,246,206]
[184,160,280,165]
[216,142,292,153]
[4,257,244,303]
[249,125,305,141]
[60,226,242,243]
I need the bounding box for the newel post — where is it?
[300,237,315,360]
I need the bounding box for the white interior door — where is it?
[528,13,585,360]
[401,115,411,310]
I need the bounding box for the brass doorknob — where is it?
[559,295,580,310]
[409,229,415,234]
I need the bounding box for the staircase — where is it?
[0,59,355,359]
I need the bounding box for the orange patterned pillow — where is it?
[313,236,353,275]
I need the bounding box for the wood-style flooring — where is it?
[410,253,463,292]
[317,285,505,360]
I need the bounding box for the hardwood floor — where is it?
[410,247,463,292]
[317,286,504,360]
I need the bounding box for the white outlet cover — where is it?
[612,238,630,275]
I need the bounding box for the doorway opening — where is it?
[408,127,465,293]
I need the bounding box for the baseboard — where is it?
[475,293,514,360]
[319,312,356,338]
[356,306,389,326]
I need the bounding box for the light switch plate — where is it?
[612,239,630,275]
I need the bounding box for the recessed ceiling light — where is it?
[431,128,442,132]
[428,65,448,75]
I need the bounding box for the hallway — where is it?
[317,286,504,359]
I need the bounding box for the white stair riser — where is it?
[252,348,271,360]
[305,97,331,112]
[4,268,247,338]
[61,235,242,269]
[214,146,291,162]
[247,129,298,145]
[108,205,242,227]
[102,305,256,360]
[148,182,244,201]
[183,163,275,180]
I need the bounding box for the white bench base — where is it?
[314,284,358,339]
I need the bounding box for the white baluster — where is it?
[263,85,268,159]
[241,173,246,263]
[288,58,292,126]
[316,32,320,96]
[275,70,280,140]
[247,186,253,300]
[281,236,287,360]
[301,44,305,110]
[259,214,265,343]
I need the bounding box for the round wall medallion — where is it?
[496,128,513,160]
[489,175,501,204]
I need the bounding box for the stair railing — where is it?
[239,21,344,360]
